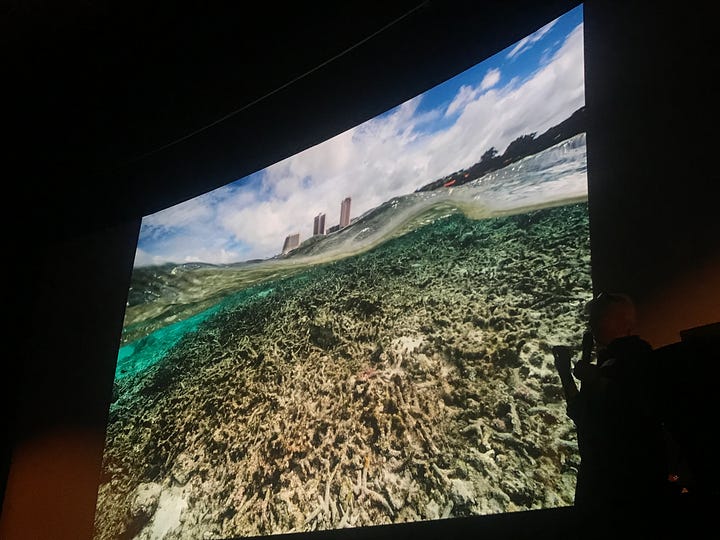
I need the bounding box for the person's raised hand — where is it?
[573,360,598,382]
[552,345,572,376]
[581,330,594,361]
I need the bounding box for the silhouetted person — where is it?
[553,292,668,534]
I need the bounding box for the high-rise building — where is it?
[339,197,351,228]
[313,212,326,235]
[282,233,300,254]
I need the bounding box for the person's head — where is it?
[586,292,637,347]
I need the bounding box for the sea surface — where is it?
[115,133,587,381]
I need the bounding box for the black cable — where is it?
[124,1,431,166]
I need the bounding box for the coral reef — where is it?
[94,202,591,539]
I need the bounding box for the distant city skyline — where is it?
[281,232,300,254]
[339,197,351,229]
[285,196,353,254]
[313,213,326,236]
[133,5,584,267]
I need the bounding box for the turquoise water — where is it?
[115,310,213,380]
[115,286,274,380]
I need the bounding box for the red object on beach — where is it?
[443,179,456,187]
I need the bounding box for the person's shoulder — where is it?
[602,336,656,380]
[609,335,653,357]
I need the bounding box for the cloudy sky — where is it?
[134,4,584,267]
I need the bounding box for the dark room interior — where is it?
[2,1,718,538]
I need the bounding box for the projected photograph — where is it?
[94,5,589,539]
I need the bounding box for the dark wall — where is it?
[3,1,717,538]
[584,2,717,297]
[582,2,719,346]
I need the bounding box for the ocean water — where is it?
[115,132,587,381]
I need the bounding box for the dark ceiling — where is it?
[5,0,582,244]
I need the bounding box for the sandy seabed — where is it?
[94,202,592,540]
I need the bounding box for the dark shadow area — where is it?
[654,322,720,508]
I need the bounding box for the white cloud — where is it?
[506,18,558,60]
[132,247,159,267]
[141,193,214,235]
[445,68,500,118]
[445,84,478,117]
[480,68,501,91]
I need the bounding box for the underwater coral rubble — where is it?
[94,202,591,540]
